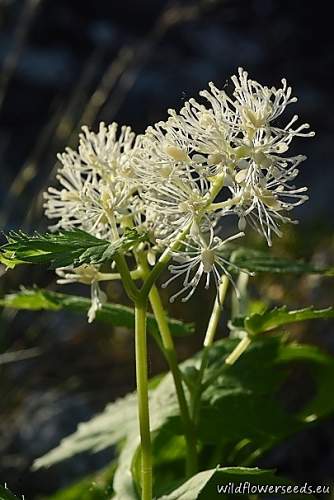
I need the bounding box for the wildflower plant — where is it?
[1,69,334,500]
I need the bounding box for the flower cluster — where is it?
[44,123,141,239]
[44,68,313,319]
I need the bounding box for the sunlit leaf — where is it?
[158,467,314,499]
[113,438,140,500]
[33,369,179,470]
[0,253,26,269]
[34,336,334,498]
[33,391,138,470]
[232,306,334,336]
[0,228,147,269]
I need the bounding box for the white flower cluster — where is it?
[44,68,314,318]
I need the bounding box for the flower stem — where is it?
[140,224,191,299]
[97,269,142,281]
[191,277,229,421]
[203,276,229,348]
[225,335,251,365]
[209,194,242,212]
[114,253,140,302]
[148,285,198,476]
[135,302,152,500]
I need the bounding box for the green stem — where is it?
[203,276,229,347]
[148,285,198,476]
[114,252,140,303]
[209,194,241,212]
[110,222,152,498]
[225,335,251,365]
[231,271,250,320]
[135,302,152,500]
[208,173,226,201]
[108,213,140,303]
[96,269,142,282]
[191,277,229,421]
[140,224,191,299]
[140,172,228,300]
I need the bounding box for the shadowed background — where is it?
[0,0,333,498]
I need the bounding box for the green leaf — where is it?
[158,468,216,500]
[113,369,184,499]
[34,371,181,499]
[0,228,147,269]
[43,464,116,500]
[0,485,21,500]
[233,306,334,336]
[231,247,334,275]
[0,288,193,337]
[196,337,334,465]
[0,253,26,269]
[33,337,334,497]
[33,369,179,470]
[44,479,109,500]
[158,467,315,499]
[33,392,138,470]
[113,438,140,500]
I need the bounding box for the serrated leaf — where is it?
[0,288,193,337]
[34,336,334,498]
[231,247,334,275]
[33,392,138,470]
[0,253,26,269]
[0,228,147,269]
[34,372,181,498]
[33,369,179,470]
[196,337,334,467]
[158,467,314,499]
[233,306,334,336]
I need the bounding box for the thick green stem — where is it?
[148,285,198,476]
[191,277,229,421]
[135,303,152,500]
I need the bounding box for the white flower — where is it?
[44,122,140,238]
[164,95,237,179]
[43,69,314,317]
[77,122,139,180]
[155,68,314,246]
[56,265,107,323]
[162,228,245,302]
[45,172,131,238]
[222,171,308,245]
[232,68,297,134]
[134,119,198,192]
[87,281,107,323]
[56,264,102,285]
[142,175,212,242]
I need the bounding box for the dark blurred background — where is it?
[0,0,333,498]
